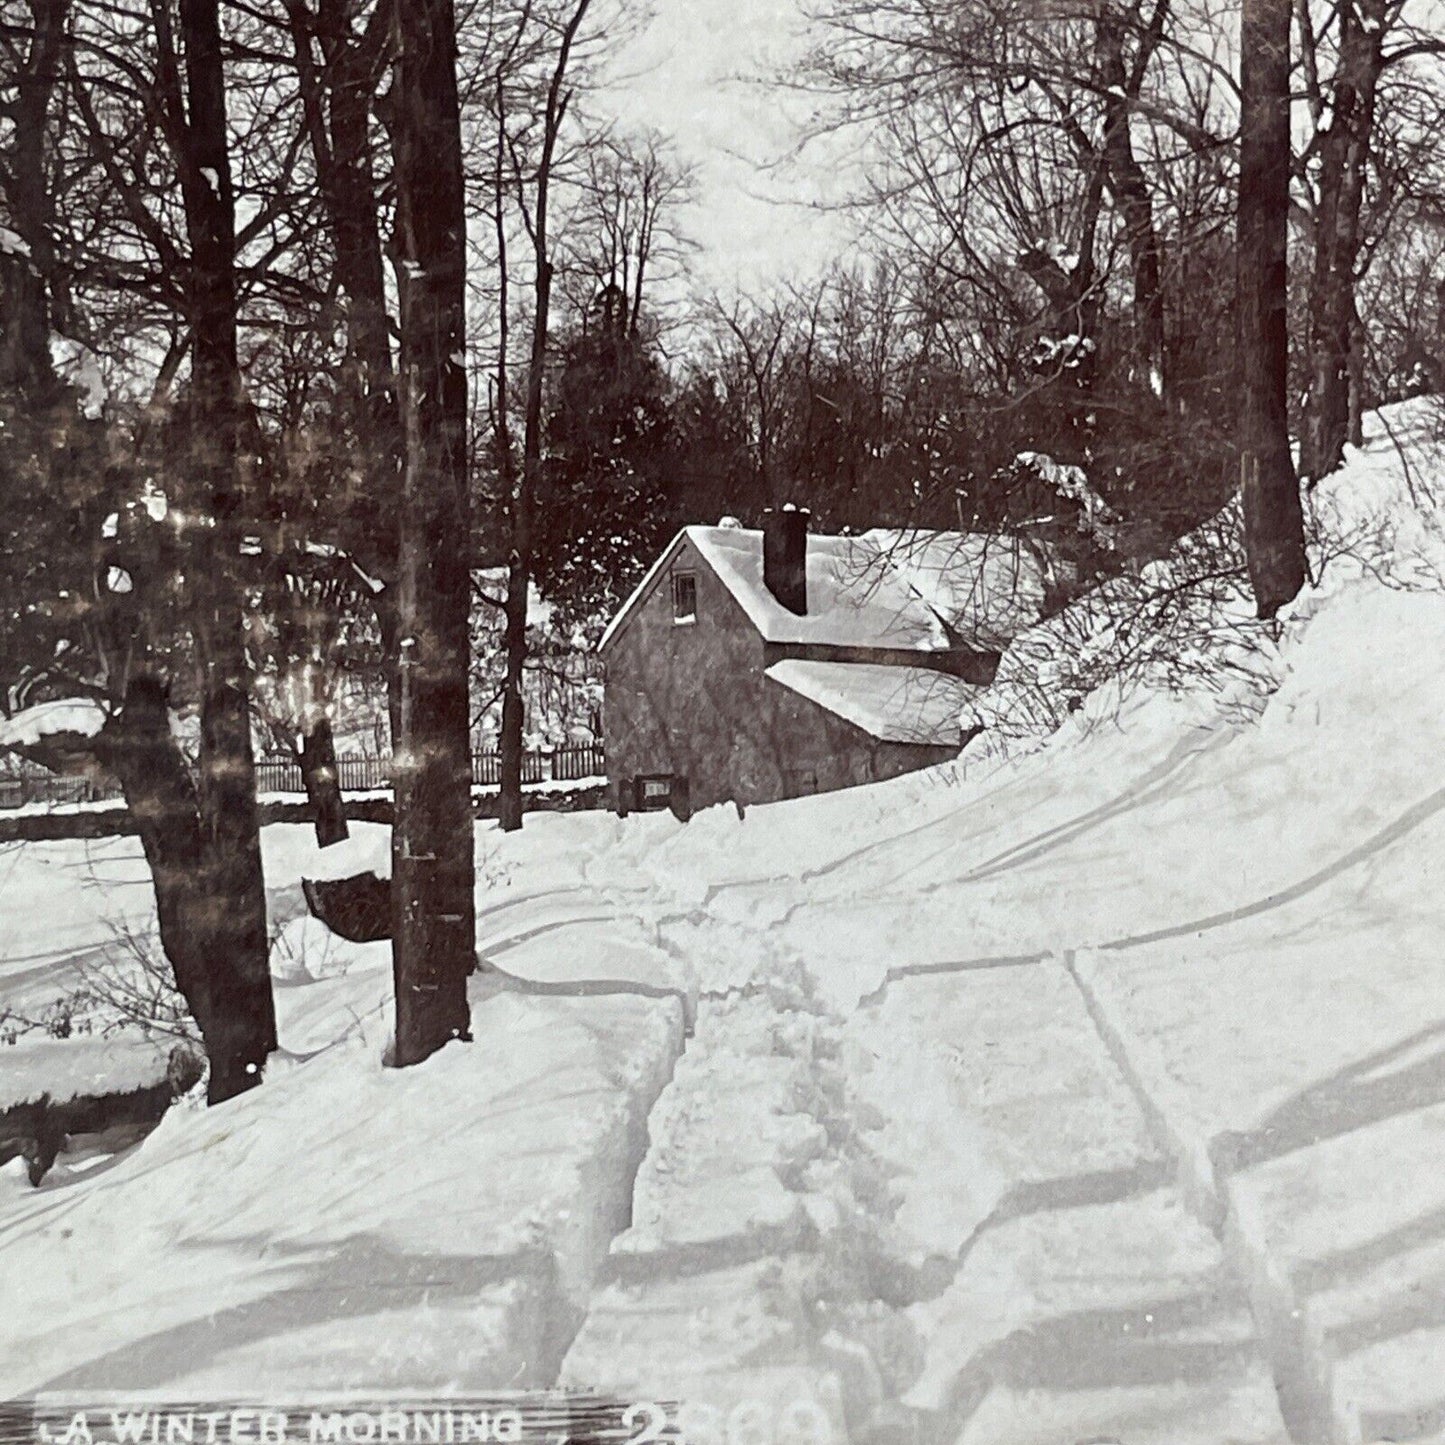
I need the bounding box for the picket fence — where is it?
[0,746,605,811]
[253,745,605,797]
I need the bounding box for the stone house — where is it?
[598,508,1040,816]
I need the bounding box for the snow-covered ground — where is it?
[3,404,1445,1441]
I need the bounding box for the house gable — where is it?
[601,533,777,809]
[598,530,726,655]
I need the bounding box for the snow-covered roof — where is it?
[690,526,954,650]
[861,529,1047,650]
[765,660,973,746]
[0,698,107,751]
[600,524,1041,655]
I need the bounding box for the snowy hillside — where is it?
[3,403,1445,1442]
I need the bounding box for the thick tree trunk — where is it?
[176,0,277,1100]
[1300,0,1385,482]
[98,677,212,1030]
[1096,7,1168,402]
[1016,149,1107,474]
[389,0,474,1065]
[1237,0,1305,618]
[312,0,401,577]
[1,0,270,1104]
[99,676,271,1102]
[194,654,277,1098]
[1106,143,1167,400]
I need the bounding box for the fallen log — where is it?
[0,1045,203,1184]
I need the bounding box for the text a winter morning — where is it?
[27,1409,537,1445]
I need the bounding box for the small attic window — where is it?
[672,572,697,624]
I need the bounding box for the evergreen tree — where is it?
[533,297,675,636]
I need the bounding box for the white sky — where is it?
[592,0,864,294]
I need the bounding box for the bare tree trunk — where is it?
[498,255,548,833]
[289,0,400,564]
[497,0,592,835]
[1237,0,1305,618]
[0,0,69,400]
[389,0,474,1065]
[276,586,350,849]
[1347,298,1365,448]
[300,714,348,847]
[290,660,348,847]
[98,676,269,1102]
[289,0,409,853]
[97,678,212,1027]
[1096,2,1168,402]
[492,89,524,836]
[1018,223,1102,463]
[1300,0,1385,481]
[176,0,277,1101]
[319,0,394,402]
[2,0,273,1103]
[288,0,402,837]
[497,561,528,832]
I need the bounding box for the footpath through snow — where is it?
[3,402,1445,1441]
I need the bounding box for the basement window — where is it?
[636,774,676,810]
[672,572,697,624]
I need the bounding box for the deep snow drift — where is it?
[3,402,1445,1442]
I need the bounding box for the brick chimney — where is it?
[762,504,809,615]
